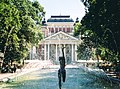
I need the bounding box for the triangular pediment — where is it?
[44,31,78,41]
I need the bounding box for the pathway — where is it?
[1,65,120,89]
[0,60,53,82]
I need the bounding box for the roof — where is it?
[47,15,74,22]
[40,31,81,44]
[51,15,70,18]
[44,31,78,40]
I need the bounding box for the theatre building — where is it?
[30,15,81,64]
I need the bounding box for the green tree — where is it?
[0,2,21,64]
[74,20,95,61]
[74,18,82,36]
[0,0,45,66]
[80,0,120,64]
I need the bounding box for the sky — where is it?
[34,0,86,21]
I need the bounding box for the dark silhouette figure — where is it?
[59,47,65,69]
[58,46,66,89]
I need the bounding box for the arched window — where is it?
[67,27,70,32]
[51,28,54,33]
[55,28,58,33]
[63,28,65,32]
[59,27,62,31]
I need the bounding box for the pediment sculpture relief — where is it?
[50,33,72,40]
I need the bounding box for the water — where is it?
[0,66,120,89]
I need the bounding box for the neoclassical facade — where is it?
[31,15,81,64]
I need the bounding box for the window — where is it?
[59,27,62,31]
[67,28,70,32]
[63,28,65,32]
[51,28,54,33]
[48,27,54,33]
[55,28,58,33]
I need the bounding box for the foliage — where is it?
[0,0,45,65]
[80,0,120,63]
[74,22,82,36]
[74,22,96,60]
[77,42,93,60]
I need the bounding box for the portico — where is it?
[29,15,82,63]
[39,31,80,64]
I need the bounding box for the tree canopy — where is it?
[79,0,120,63]
[0,0,45,64]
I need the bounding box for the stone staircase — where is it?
[23,60,53,69]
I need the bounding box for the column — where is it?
[64,44,67,63]
[64,44,66,59]
[71,44,74,61]
[48,44,50,60]
[52,25,55,33]
[58,26,59,32]
[75,44,77,61]
[56,44,58,61]
[61,26,63,31]
[65,26,67,32]
[44,44,46,60]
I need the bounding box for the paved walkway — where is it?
[0,60,53,82]
[1,65,120,89]
[1,60,120,85]
[0,59,99,81]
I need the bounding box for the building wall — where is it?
[35,16,80,63]
[47,22,74,36]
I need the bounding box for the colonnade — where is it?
[43,43,77,63]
